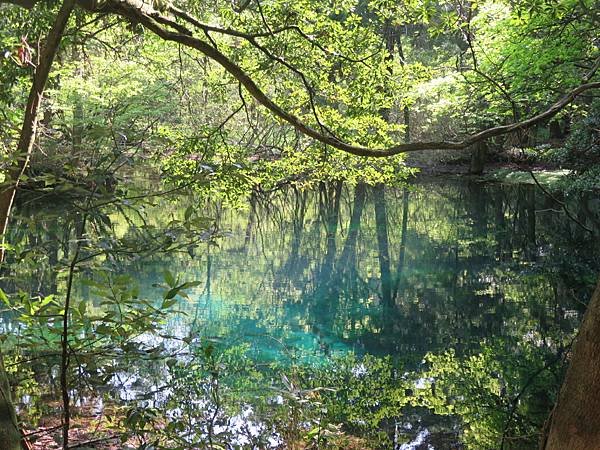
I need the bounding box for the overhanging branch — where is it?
[3,0,600,157]
[104,0,600,157]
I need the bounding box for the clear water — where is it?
[7,176,600,447]
[111,179,599,366]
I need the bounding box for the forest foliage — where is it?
[0,0,599,448]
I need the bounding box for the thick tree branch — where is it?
[102,1,600,157]
[2,0,599,158]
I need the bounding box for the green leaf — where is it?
[164,287,179,300]
[162,298,177,309]
[179,281,201,290]
[163,270,176,287]
[0,289,9,306]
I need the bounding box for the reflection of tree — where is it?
[318,181,342,284]
[278,187,308,284]
[242,191,257,253]
[340,184,366,266]
[392,188,409,299]
[5,198,112,299]
[374,184,392,306]
[154,180,599,368]
[10,179,600,447]
[15,180,599,361]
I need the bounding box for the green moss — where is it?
[483,169,571,189]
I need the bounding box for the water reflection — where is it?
[16,178,593,362]
[6,177,600,448]
[129,179,597,366]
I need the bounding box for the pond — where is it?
[6,176,600,449]
[126,179,598,363]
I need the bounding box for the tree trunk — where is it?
[549,120,563,139]
[0,0,76,448]
[382,20,410,142]
[0,357,20,450]
[71,14,84,161]
[542,279,600,449]
[395,30,410,142]
[469,140,487,175]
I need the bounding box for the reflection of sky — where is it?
[399,429,431,450]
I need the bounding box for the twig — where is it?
[67,434,120,448]
[527,170,592,234]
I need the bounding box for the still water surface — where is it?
[11,177,600,448]
[121,179,598,364]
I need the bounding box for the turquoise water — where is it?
[124,179,598,365]
[7,177,600,448]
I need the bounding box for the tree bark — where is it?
[0,0,76,448]
[469,140,487,175]
[0,357,20,450]
[542,279,600,449]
